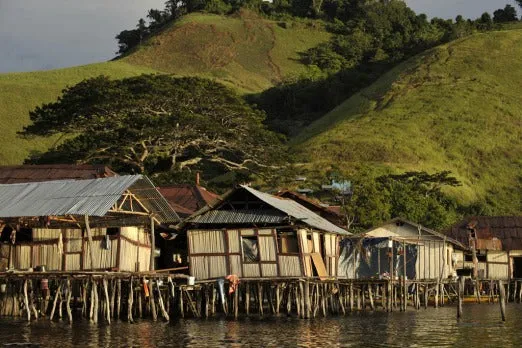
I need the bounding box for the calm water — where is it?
[0,304,520,347]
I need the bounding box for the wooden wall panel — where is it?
[228,230,240,253]
[229,255,242,277]
[261,264,277,277]
[243,263,261,278]
[279,256,302,277]
[190,256,208,279]
[188,230,225,253]
[259,236,276,261]
[65,254,81,271]
[208,256,227,278]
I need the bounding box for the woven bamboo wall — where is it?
[278,255,302,277]
[189,230,225,254]
[243,263,260,278]
[83,239,118,270]
[259,235,276,261]
[228,230,240,253]
[34,244,62,270]
[137,246,151,272]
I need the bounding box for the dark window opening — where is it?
[278,232,299,254]
[513,257,522,278]
[106,227,120,236]
[242,236,259,262]
[464,253,486,262]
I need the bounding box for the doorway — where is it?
[512,257,522,278]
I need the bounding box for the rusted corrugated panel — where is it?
[158,185,218,216]
[476,238,502,251]
[0,164,116,184]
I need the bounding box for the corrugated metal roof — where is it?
[158,185,219,217]
[191,209,285,224]
[190,185,350,235]
[447,216,522,251]
[242,186,349,235]
[0,175,179,223]
[0,164,116,184]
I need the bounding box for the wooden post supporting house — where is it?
[150,215,155,272]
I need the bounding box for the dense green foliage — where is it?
[21,75,285,181]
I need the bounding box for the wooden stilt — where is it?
[245,282,250,316]
[23,280,30,321]
[457,277,464,319]
[499,280,506,322]
[66,279,73,323]
[156,281,169,321]
[102,278,110,324]
[128,278,134,323]
[148,280,157,321]
[116,279,121,320]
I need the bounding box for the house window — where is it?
[242,236,259,262]
[278,233,299,254]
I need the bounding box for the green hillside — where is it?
[293,30,522,213]
[121,11,330,92]
[0,62,158,165]
[0,12,329,165]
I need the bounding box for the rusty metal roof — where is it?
[447,216,522,251]
[0,164,117,184]
[0,175,179,223]
[158,185,218,217]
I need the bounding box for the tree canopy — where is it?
[21,75,285,180]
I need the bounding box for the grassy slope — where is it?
[293,30,522,213]
[121,11,330,93]
[0,62,157,164]
[0,12,329,165]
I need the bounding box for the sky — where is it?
[0,0,519,73]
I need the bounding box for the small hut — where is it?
[0,175,179,272]
[182,185,350,280]
[447,216,522,280]
[339,218,467,281]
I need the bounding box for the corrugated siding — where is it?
[33,228,61,241]
[34,244,62,270]
[228,230,240,253]
[190,256,227,279]
[279,255,302,277]
[487,251,508,263]
[189,230,225,253]
[138,246,151,272]
[416,241,445,280]
[64,228,82,239]
[488,263,509,279]
[262,264,278,277]
[13,245,31,269]
[243,263,260,278]
[229,255,242,277]
[65,254,81,271]
[66,239,82,253]
[259,236,276,261]
[83,239,118,270]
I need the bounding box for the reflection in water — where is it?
[0,304,520,347]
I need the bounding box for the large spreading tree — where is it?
[21,75,285,179]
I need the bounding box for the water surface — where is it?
[0,304,520,347]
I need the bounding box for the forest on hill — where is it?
[8,0,522,232]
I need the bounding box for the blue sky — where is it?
[0,0,518,72]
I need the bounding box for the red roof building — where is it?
[157,185,219,218]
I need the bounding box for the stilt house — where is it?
[183,185,350,280]
[0,175,179,272]
[447,217,522,280]
[339,218,467,281]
